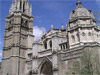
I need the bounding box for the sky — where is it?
[0,0,100,62]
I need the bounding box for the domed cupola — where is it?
[67,0,98,49]
[69,0,95,21]
[68,0,96,29]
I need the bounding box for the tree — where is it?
[66,49,100,75]
[94,12,100,27]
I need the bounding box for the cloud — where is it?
[33,26,46,41]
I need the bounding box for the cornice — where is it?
[61,42,100,61]
[2,56,26,60]
[68,24,99,31]
[3,44,27,51]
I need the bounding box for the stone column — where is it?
[32,44,39,75]
[68,32,71,48]
[78,28,83,45]
[92,28,95,42]
[52,36,59,75]
[32,56,38,75]
[52,50,58,75]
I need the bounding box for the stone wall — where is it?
[58,43,100,75]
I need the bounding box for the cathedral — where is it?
[1,0,100,75]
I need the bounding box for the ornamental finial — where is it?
[76,0,82,8]
[51,24,53,30]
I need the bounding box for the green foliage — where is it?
[66,49,100,75]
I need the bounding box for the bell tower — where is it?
[1,0,34,75]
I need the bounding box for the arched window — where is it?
[66,43,68,49]
[71,35,75,43]
[49,40,52,48]
[82,32,86,41]
[63,45,65,50]
[88,32,92,41]
[23,2,25,12]
[88,32,91,36]
[76,33,79,42]
[97,34,99,42]
[97,34,99,37]
[82,32,85,36]
[28,53,32,59]
[44,42,47,49]
[61,46,62,50]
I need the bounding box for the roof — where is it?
[69,1,94,20]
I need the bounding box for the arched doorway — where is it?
[40,62,53,75]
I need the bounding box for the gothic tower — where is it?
[1,0,34,75]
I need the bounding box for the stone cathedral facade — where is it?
[1,0,100,75]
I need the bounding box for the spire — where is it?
[76,0,82,8]
[29,4,32,16]
[62,24,64,30]
[25,1,29,14]
[51,24,53,30]
[10,1,15,14]
[17,1,20,11]
[9,0,31,15]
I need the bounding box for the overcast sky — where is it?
[0,0,100,61]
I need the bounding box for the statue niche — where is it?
[21,19,28,28]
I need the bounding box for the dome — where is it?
[69,1,94,20]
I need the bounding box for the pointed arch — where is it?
[38,57,52,69]
[71,35,75,43]
[38,57,53,75]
